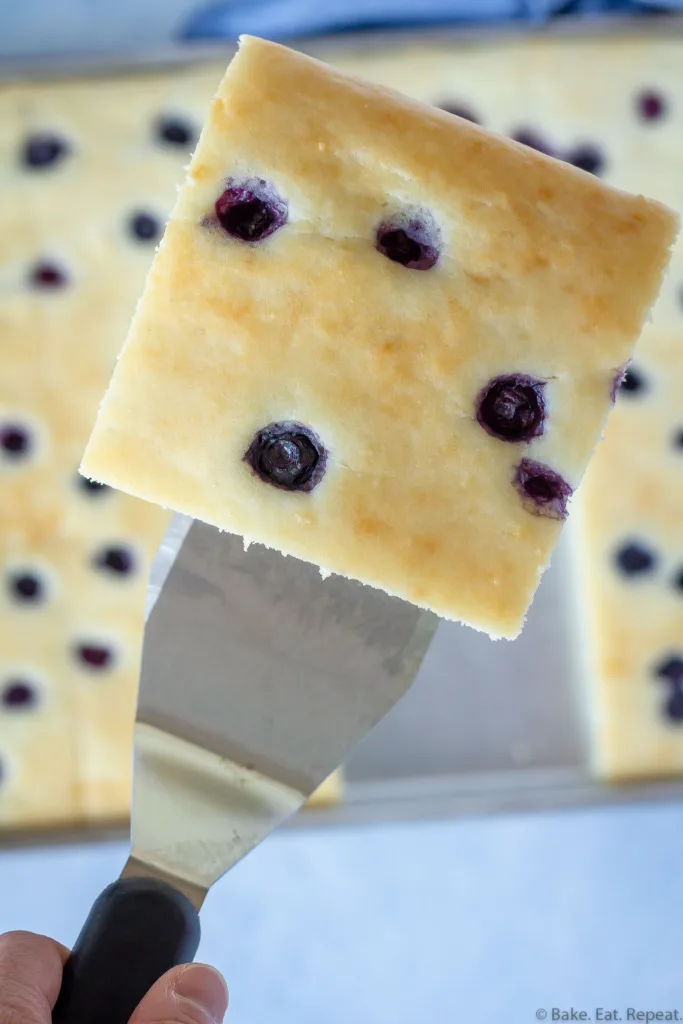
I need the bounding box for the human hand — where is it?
[0,929,228,1023]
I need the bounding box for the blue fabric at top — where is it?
[183,0,683,41]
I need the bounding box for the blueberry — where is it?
[130,211,161,242]
[664,688,683,722]
[637,90,667,122]
[0,425,31,461]
[1,679,38,709]
[30,261,67,289]
[673,428,683,451]
[22,133,69,169]
[78,475,109,496]
[376,214,440,271]
[476,375,545,443]
[74,643,113,670]
[655,655,683,683]
[614,542,656,577]
[8,572,44,604]
[512,129,555,157]
[94,546,135,576]
[619,367,646,395]
[672,568,683,593]
[566,144,605,177]
[215,180,287,242]
[245,422,327,492]
[513,459,572,520]
[655,655,683,723]
[157,116,196,147]
[438,102,480,124]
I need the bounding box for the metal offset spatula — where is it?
[52,514,437,1024]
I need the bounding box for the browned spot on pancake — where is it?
[617,215,645,235]
[413,536,440,558]
[354,515,385,540]
[530,252,550,271]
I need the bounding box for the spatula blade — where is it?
[126,514,437,905]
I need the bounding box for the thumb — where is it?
[129,963,228,1024]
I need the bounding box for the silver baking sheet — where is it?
[2,19,683,847]
[3,530,683,850]
[330,531,683,827]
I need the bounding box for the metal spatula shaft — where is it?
[52,515,437,1022]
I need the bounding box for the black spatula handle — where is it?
[52,876,201,1024]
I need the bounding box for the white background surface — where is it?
[2,802,683,1023]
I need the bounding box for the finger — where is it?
[129,962,228,1024]
[0,930,69,1024]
